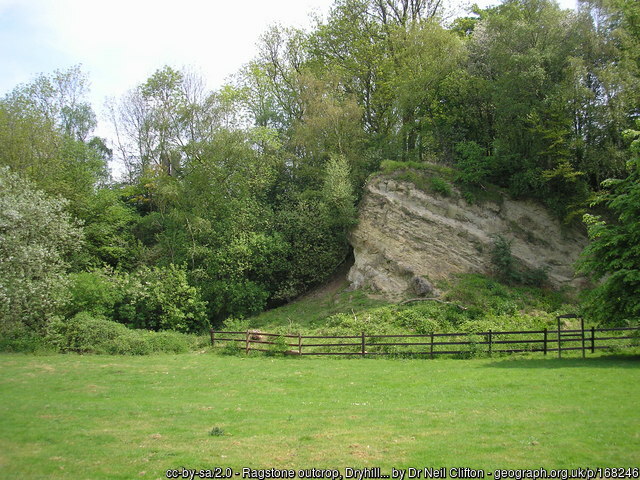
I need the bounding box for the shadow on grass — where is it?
[485,353,640,369]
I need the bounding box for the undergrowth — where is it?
[1,312,208,355]
[236,273,576,337]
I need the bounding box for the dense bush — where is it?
[45,312,202,355]
[67,265,209,334]
[0,324,53,353]
[429,176,452,196]
[113,265,209,333]
[67,270,121,317]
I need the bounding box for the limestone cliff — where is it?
[347,174,589,298]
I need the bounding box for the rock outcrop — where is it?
[347,175,589,298]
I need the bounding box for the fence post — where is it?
[581,318,586,358]
[591,326,595,354]
[246,330,250,355]
[210,329,215,347]
[361,331,366,357]
[430,332,434,359]
[557,318,562,359]
[543,328,547,355]
[488,330,492,357]
[298,333,302,356]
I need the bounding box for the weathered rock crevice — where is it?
[347,175,588,298]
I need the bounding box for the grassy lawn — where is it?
[1,353,639,479]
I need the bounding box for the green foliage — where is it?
[491,235,548,287]
[463,191,477,205]
[113,265,209,333]
[491,235,520,285]
[321,154,357,229]
[380,160,424,174]
[220,341,244,356]
[247,284,387,331]
[209,427,226,437]
[206,279,270,321]
[379,161,456,197]
[76,188,142,269]
[66,265,209,334]
[246,272,572,349]
[0,67,109,213]
[44,312,200,355]
[67,270,121,317]
[458,0,634,212]
[0,168,83,331]
[273,197,350,302]
[429,176,452,196]
[0,323,54,353]
[221,316,250,332]
[443,274,568,319]
[454,141,492,187]
[379,160,455,177]
[578,125,640,325]
[267,335,290,356]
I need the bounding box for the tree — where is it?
[387,21,465,159]
[0,168,83,331]
[308,0,393,138]
[322,154,357,231]
[108,66,226,181]
[461,0,616,216]
[2,65,96,141]
[0,66,109,214]
[578,124,640,324]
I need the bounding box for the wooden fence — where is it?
[210,318,639,359]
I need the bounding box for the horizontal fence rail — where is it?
[210,320,639,359]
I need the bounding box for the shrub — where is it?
[221,316,250,332]
[45,312,199,355]
[463,191,476,204]
[209,427,225,437]
[46,312,122,354]
[444,274,564,315]
[0,323,53,353]
[429,176,452,196]
[66,265,209,334]
[491,235,548,287]
[220,341,244,356]
[113,264,209,333]
[491,235,519,284]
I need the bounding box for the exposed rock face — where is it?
[347,175,589,298]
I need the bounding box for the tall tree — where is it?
[578,123,640,324]
[0,66,109,213]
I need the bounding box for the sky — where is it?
[0,0,577,143]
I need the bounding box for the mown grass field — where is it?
[1,352,639,479]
